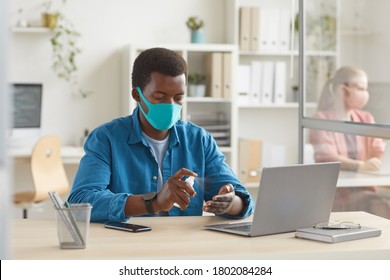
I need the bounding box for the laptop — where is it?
[205,162,340,237]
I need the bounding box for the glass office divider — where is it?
[299,0,390,218]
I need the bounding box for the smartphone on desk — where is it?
[104,221,152,233]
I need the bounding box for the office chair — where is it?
[13,135,70,219]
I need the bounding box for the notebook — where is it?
[295,226,381,243]
[204,162,341,237]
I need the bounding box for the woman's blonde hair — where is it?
[317,66,366,110]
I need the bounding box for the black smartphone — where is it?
[104,221,152,232]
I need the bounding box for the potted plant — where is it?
[291,13,299,50]
[41,0,64,29]
[292,85,299,102]
[186,16,205,43]
[188,73,206,97]
[42,0,90,98]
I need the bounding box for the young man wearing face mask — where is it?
[309,66,390,218]
[68,48,254,223]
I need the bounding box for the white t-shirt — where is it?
[142,132,170,192]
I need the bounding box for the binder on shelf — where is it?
[238,64,251,104]
[250,60,262,104]
[259,9,272,51]
[250,7,260,50]
[238,139,262,184]
[274,61,287,104]
[268,9,279,51]
[205,52,222,98]
[295,226,382,243]
[260,61,274,104]
[278,9,291,51]
[48,191,84,246]
[239,7,251,51]
[222,52,232,99]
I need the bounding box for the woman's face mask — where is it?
[136,86,182,131]
[344,77,369,110]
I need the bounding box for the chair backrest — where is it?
[30,135,70,202]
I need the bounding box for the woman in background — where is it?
[309,66,390,217]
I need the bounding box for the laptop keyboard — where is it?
[228,224,252,232]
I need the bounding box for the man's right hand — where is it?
[155,168,198,211]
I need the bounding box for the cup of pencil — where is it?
[56,203,92,249]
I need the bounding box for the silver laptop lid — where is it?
[251,162,340,236]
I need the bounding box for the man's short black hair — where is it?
[132,47,188,90]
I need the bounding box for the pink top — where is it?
[309,109,384,163]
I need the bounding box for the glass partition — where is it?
[302,0,390,127]
[299,0,390,218]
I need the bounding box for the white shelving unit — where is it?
[11,27,50,33]
[122,43,239,171]
[224,0,339,175]
[238,102,317,109]
[225,0,301,169]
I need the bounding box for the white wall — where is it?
[339,0,390,83]
[339,0,390,125]
[9,0,227,145]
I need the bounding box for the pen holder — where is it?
[56,203,92,249]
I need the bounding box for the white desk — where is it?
[10,212,390,260]
[10,146,85,164]
[337,170,390,187]
[246,170,390,189]
[10,147,390,187]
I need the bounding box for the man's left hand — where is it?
[203,184,236,214]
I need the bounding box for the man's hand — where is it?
[156,168,197,211]
[203,184,242,215]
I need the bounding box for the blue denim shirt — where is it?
[68,107,254,223]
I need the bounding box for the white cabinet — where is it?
[122,44,238,171]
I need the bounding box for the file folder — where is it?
[274,61,287,104]
[239,7,251,50]
[250,60,262,104]
[222,52,232,99]
[205,52,222,98]
[261,61,274,104]
[250,7,260,50]
[278,10,291,51]
[238,139,262,184]
[238,64,251,104]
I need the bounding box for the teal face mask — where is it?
[136,86,182,131]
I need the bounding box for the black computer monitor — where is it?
[9,83,43,147]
